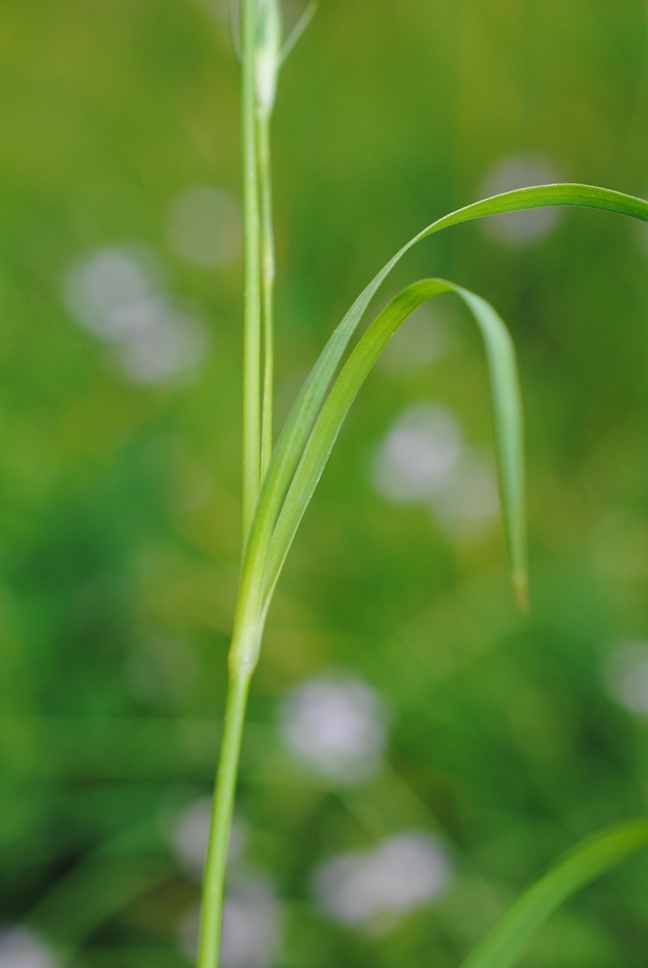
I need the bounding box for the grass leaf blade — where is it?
[459,287,526,608]
[264,279,526,608]
[241,184,648,626]
[424,183,648,237]
[459,819,648,968]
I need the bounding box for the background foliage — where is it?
[3,1,648,965]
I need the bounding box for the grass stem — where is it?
[241,0,262,539]
[196,669,252,968]
[258,109,275,478]
[196,1,265,963]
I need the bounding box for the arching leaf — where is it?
[236,185,648,634]
[264,279,526,610]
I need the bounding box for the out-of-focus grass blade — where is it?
[263,279,526,609]
[238,185,648,628]
[459,819,648,968]
[280,0,317,64]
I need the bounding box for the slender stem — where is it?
[197,669,252,968]
[197,0,285,958]
[196,1,264,963]
[258,109,275,478]
[241,0,262,540]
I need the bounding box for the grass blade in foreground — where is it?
[264,279,526,610]
[238,184,648,634]
[459,819,648,968]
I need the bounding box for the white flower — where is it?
[179,877,280,968]
[603,641,648,714]
[279,675,387,783]
[312,833,451,929]
[372,404,463,504]
[431,451,499,538]
[372,403,499,539]
[170,798,246,880]
[479,154,562,246]
[64,246,162,338]
[0,929,55,968]
[63,245,207,384]
[221,879,280,968]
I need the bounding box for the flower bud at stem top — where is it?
[255,0,282,115]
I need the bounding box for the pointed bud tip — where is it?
[512,569,529,613]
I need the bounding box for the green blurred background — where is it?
[3,0,648,965]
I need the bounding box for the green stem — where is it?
[197,667,252,968]
[241,0,262,540]
[196,0,266,963]
[258,109,275,478]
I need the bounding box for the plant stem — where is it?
[241,0,262,540]
[196,1,265,963]
[258,109,275,478]
[197,667,252,968]
[198,0,283,960]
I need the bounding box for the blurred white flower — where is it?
[312,833,451,929]
[372,404,463,504]
[165,187,242,268]
[279,675,387,783]
[479,154,562,245]
[603,641,648,714]
[371,404,499,539]
[170,798,246,880]
[378,303,451,374]
[179,877,280,968]
[0,929,55,968]
[63,246,208,384]
[64,246,163,338]
[431,451,499,538]
[114,300,207,384]
[221,879,280,968]
[171,796,213,879]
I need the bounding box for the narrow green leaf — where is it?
[264,279,526,609]
[425,183,648,236]
[238,184,648,631]
[459,818,648,968]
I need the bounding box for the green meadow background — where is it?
[3,1,648,965]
